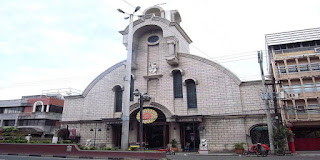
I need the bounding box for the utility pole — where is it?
[118,6,141,151]
[258,50,275,154]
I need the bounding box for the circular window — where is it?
[147,35,160,43]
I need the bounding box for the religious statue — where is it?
[199,139,208,150]
[85,139,92,148]
[149,62,158,74]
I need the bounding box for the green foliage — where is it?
[78,145,87,150]
[273,125,293,154]
[30,140,51,144]
[129,146,138,151]
[15,139,28,143]
[2,127,17,137]
[234,142,245,150]
[62,140,72,144]
[2,140,13,143]
[1,139,28,143]
[42,140,51,143]
[89,146,96,150]
[170,139,178,148]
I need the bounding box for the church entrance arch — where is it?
[130,107,169,149]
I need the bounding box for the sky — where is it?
[1,0,320,100]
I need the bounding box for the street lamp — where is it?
[133,89,150,150]
[117,6,141,150]
[90,123,101,147]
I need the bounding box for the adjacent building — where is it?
[0,95,64,138]
[266,27,320,151]
[61,6,272,151]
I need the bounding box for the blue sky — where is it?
[1,0,320,99]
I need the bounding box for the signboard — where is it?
[136,108,158,124]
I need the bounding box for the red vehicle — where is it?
[244,143,270,157]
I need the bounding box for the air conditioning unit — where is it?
[279,91,286,99]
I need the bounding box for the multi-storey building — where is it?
[0,95,64,138]
[266,27,320,151]
[62,6,272,151]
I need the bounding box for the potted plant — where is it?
[234,142,245,154]
[170,139,178,152]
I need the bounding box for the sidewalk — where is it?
[296,151,320,156]
[174,150,320,157]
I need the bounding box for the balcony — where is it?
[275,62,320,80]
[274,46,320,58]
[19,112,61,120]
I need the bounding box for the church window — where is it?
[114,86,123,112]
[173,70,183,98]
[148,35,159,43]
[186,79,197,108]
[130,76,134,101]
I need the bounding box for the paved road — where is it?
[2,154,320,160]
[167,154,320,160]
[0,155,120,160]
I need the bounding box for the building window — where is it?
[114,86,123,112]
[186,79,197,108]
[4,107,23,114]
[299,64,309,72]
[297,105,306,114]
[308,104,320,114]
[173,70,183,98]
[278,66,286,74]
[287,65,298,73]
[130,76,134,101]
[286,106,295,115]
[304,84,315,92]
[4,120,15,126]
[311,63,320,71]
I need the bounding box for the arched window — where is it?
[186,79,197,108]
[250,125,269,145]
[114,86,123,112]
[130,76,134,101]
[173,70,183,98]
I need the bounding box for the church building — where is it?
[61,6,271,151]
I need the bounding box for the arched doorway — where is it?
[130,107,169,149]
[250,125,269,145]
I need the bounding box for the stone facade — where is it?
[61,6,270,151]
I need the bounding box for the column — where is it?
[46,105,50,112]
[41,105,45,112]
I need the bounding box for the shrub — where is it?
[129,146,138,151]
[63,140,72,144]
[89,146,96,150]
[234,142,245,150]
[2,140,13,143]
[15,140,27,143]
[42,140,51,144]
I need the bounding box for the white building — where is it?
[61,6,271,151]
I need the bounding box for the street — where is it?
[167,154,320,160]
[1,154,320,160]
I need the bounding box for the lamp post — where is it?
[90,123,101,147]
[133,89,150,150]
[117,6,141,151]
